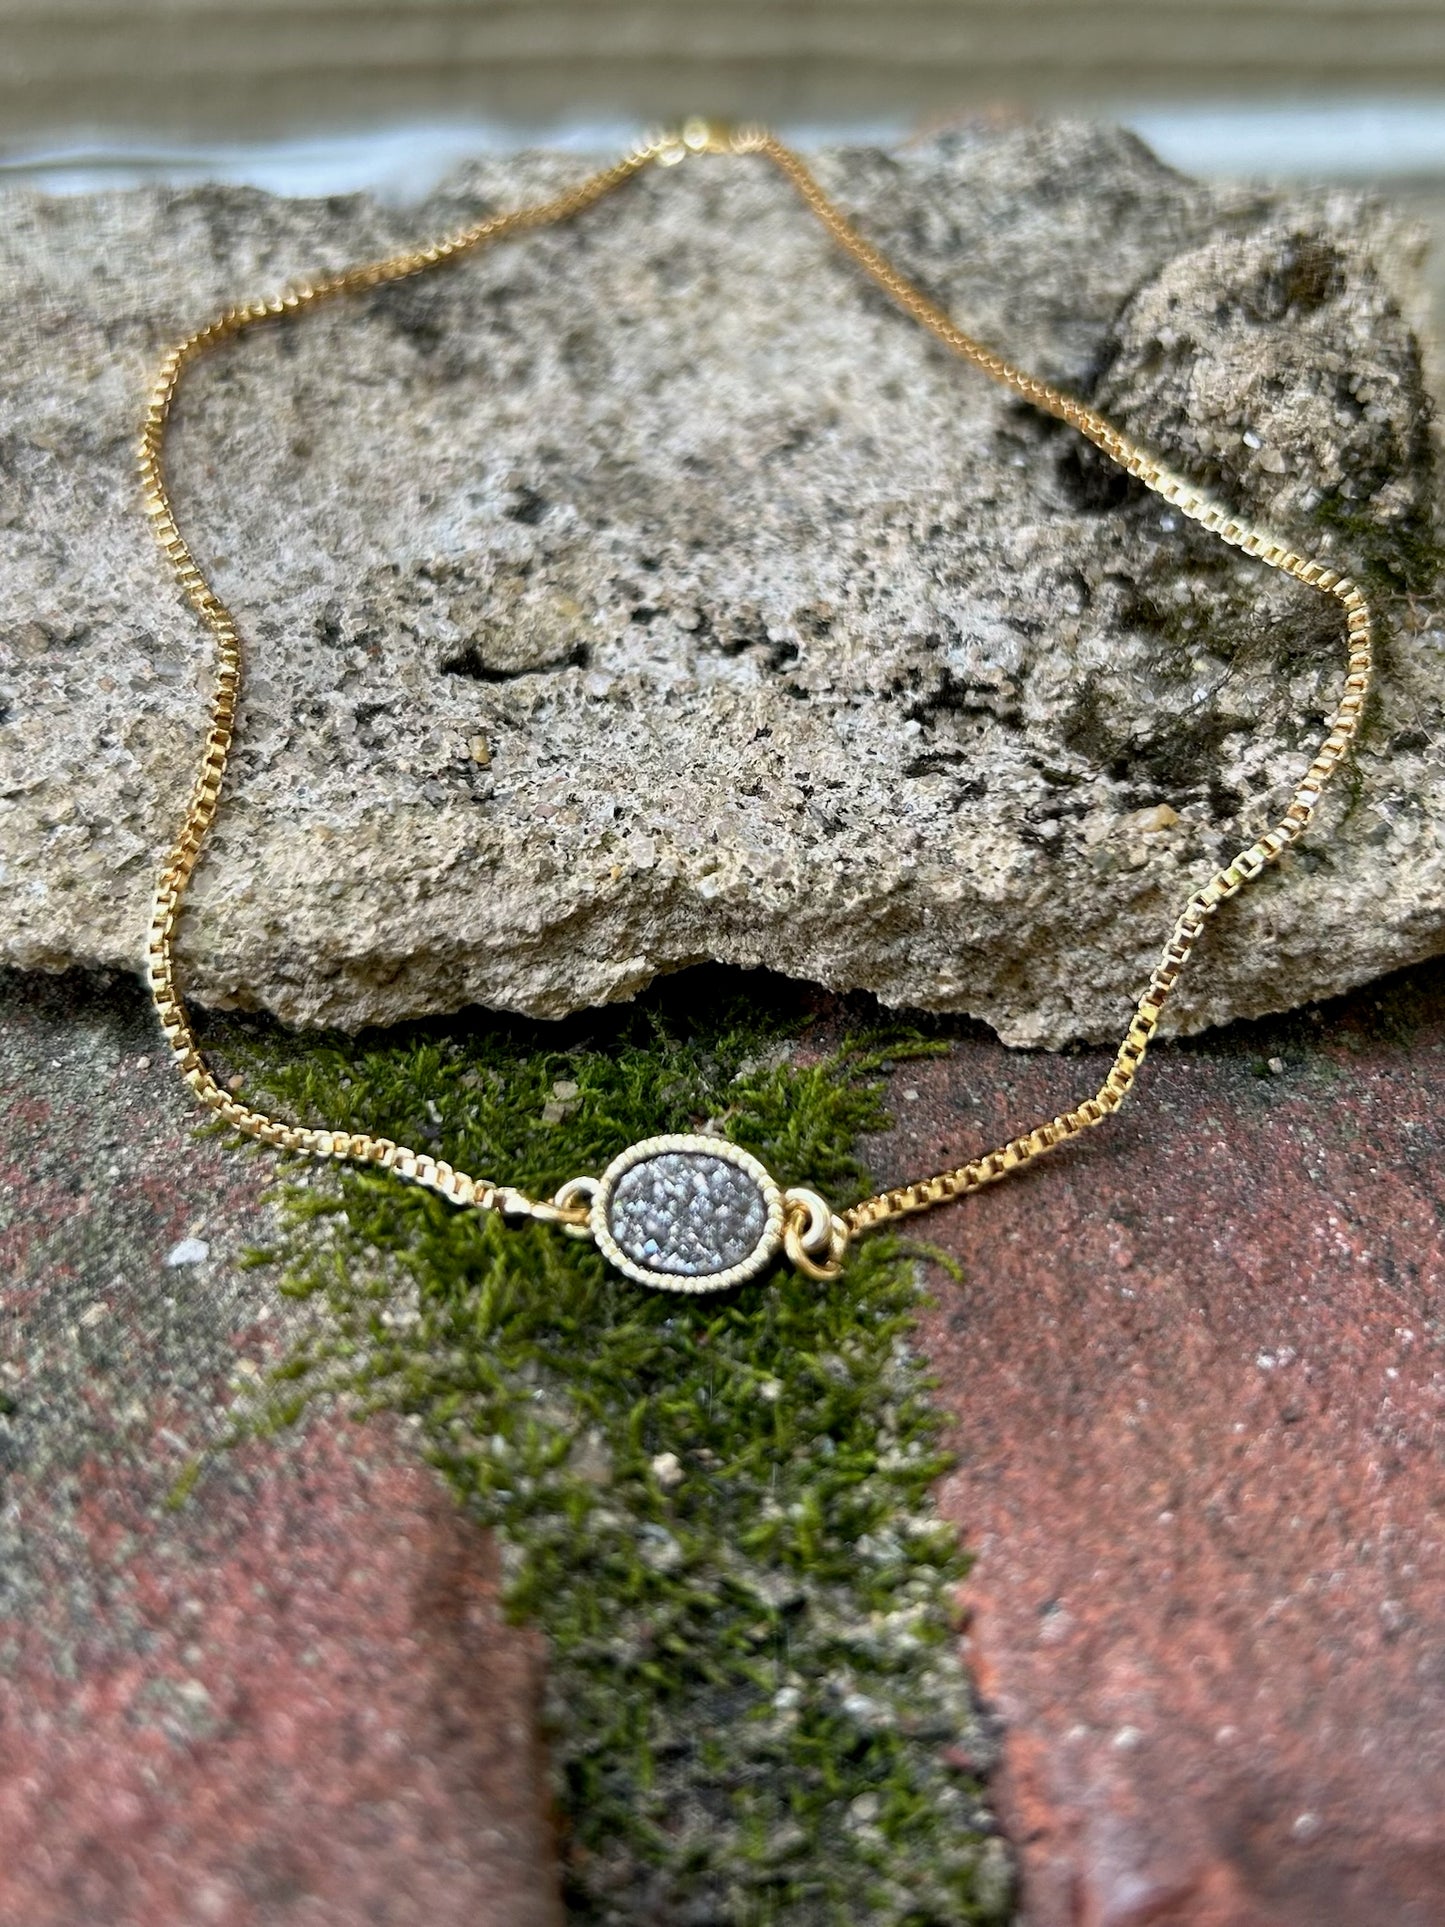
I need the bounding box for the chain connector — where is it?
[782,1187,849,1282]
[551,1175,601,1240]
[653,119,755,166]
[486,1183,591,1230]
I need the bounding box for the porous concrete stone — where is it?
[1,124,1442,1045]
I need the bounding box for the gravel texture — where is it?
[1,122,1442,1045]
[0,967,286,1639]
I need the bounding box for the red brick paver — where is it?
[0,972,561,1927]
[0,1418,559,1927]
[883,971,1445,1927]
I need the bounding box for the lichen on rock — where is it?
[1,122,1441,1044]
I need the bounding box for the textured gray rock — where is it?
[1,123,1442,1046]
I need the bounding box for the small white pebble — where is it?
[1111,1725,1143,1752]
[758,1378,783,1403]
[165,1237,210,1268]
[1268,1056,1286,1075]
[1242,429,1263,449]
[192,1878,233,1923]
[79,1302,109,1329]
[902,1088,920,1103]
[551,1079,580,1101]
[1291,1812,1322,1840]
[773,1685,801,1713]
[135,1055,151,1072]
[650,1451,684,1490]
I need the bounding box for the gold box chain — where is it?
[139,123,1374,1274]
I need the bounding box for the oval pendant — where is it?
[590,1134,784,1293]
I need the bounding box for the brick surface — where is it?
[0,971,560,1927]
[871,965,1445,1927]
[0,1421,558,1927]
[13,961,1445,1925]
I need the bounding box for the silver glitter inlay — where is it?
[607,1151,768,1278]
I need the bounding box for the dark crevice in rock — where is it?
[442,641,590,682]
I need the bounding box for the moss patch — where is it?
[212,971,1012,1926]
[1314,494,1445,602]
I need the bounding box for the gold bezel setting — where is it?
[590,1134,784,1294]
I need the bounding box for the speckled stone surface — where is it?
[608,1148,767,1275]
[1,124,1442,1045]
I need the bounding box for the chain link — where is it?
[140,122,1374,1243]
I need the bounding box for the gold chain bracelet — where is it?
[140,120,1374,1292]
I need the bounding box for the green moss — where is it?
[1312,493,1444,604]
[209,972,1012,1926]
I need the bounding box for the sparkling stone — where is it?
[608,1151,767,1278]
